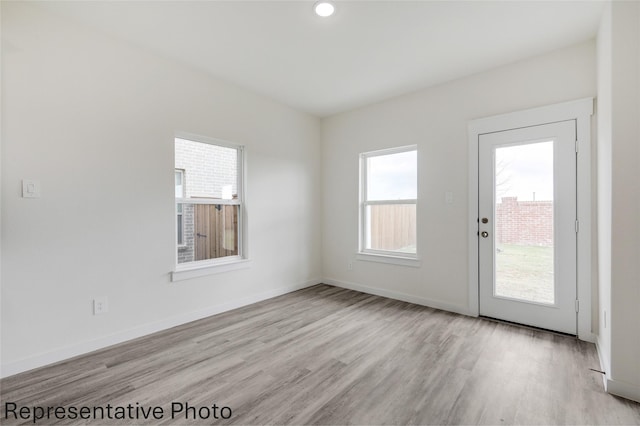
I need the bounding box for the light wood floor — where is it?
[2,284,639,425]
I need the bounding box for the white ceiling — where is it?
[39,1,605,117]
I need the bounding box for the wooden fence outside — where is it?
[369,204,416,251]
[194,204,238,261]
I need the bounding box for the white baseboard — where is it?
[595,338,610,390]
[595,337,640,403]
[607,378,640,403]
[596,339,609,382]
[578,332,597,343]
[324,278,472,316]
[0,278,321,379]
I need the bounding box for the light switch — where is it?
[22,179,41,198]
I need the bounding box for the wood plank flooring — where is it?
[2,284,639,425]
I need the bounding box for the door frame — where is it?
[467,98,594,341]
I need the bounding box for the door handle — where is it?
[481,231,489,238]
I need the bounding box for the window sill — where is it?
[356,253,421,268]
[171,258,252,282]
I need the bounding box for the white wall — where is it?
[601,0,640,402]
[1,2,322,376]
[322,41,596,315]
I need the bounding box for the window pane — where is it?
[177,204,238,264]
[367,150,417,201]
[177,202,184,245]
[494,141,554,304]
[177,213,183,245]
[175,170,184,198]
[365,204,416,254]
[175,138,238,200]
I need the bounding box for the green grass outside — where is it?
[495,244,554,304]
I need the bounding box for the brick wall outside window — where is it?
[495,196,553,247]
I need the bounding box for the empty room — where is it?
[1,0,639,424]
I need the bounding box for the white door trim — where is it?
[479,121,577,333]
[467,98,594,341]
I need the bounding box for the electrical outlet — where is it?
[347,261,353,270]
[93,297,109,315]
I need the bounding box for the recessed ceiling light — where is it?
[314,1,335,17]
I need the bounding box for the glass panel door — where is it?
[494,141,555,305]
[478,120,577,334]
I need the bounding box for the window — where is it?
[174,135,245,269]
[175,169,185,246]
[359,146,417,259]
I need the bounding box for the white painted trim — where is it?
[324,278,471,316]
[467,97,594,340]
[579,331,596,344]
[606,379,640,403]
[364,199,417,206]
[175,131,242,151]
[596,338,610,390]
[0,278,321,378]
[360,144,418,158]
[574,101,594,342]
[355,253,420,267]
[468,118,480,317]
[468,98,594,135]
[595,338,640,403]
[175,198,240,206]
[172,258,253,282]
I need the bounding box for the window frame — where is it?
[359,145,418,262]
[172,133,250,281]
